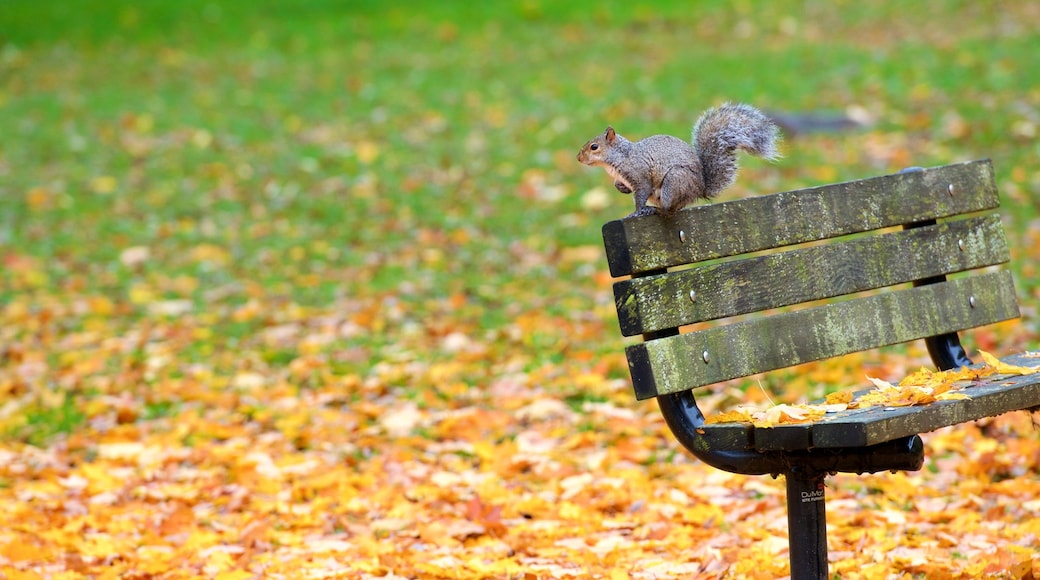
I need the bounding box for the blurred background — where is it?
[2,1,1039,577]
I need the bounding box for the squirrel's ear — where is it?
[605,126,616,143]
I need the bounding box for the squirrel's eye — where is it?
[590,144,599,151]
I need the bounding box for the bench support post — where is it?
[786,469,829,580]
[657,388,924,580]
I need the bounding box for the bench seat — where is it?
[702,352,1040,452]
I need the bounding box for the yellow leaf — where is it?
[825,390,853,404]
[22,268,49,288]
[78,534,124,559]
[81,462,124,493]
[757,405,804,426]
[97,442,146,461]
[232,300,262,322]
[205,550,236,573]
[2,541,51,562]
[356,140,379,164]
[191,129,213,149]
[948,365,996,381]
[89,295,115,315]
[936,392,971,401]
[184,530,221,551]
[473,440,496,463]
[704,408,755,425]
[134,113,154,133]
[866,376,896,390]
[128,283,156,305]
[283,114,303,132]
[979,350,1038,375]
[899,367,938,387]
[190,243,231,265]
[26,186,53,209]
[90,175,117,194]
[135,547,176,574]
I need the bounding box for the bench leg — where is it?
[786,468,828,580]
[655,389,922,578]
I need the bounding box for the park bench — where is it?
[600,159,1040,579]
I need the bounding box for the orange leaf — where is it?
[825,390,853,405]
[464,495,506,537]
[704,408,755,425]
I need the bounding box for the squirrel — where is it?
[577,102,781,218]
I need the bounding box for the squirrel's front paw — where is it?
[614,181,633,194]
[625,206,659,219]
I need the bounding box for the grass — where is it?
[16,394,86,447]
[2,0,1039,441]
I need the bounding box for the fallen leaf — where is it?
[866,376,897,390]
[979,350,1038,375]
[119,246,151,267]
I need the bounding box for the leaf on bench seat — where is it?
[979,350,1038,376]
[703,350,1040,427]
[856,370,987,407]
[704,408,755,425]
[856,378,949,407]
[897,366,988,388]
[704,404,827,428]
[833,351,1037,410]
[936,392,971,401]
[865,376,897,390]
[897,365,995,393]
[824,391,853,405]
[758,404,827,426]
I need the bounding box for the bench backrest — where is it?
[602,159,1019,400]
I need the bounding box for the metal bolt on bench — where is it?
[600,160,1040,579]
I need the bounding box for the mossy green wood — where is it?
[602,159,997,277]
[614,214,1009,336]
[627,271,1019,400]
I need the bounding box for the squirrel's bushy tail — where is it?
[692,102,781,198]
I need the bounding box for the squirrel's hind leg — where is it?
[659,166,705,214]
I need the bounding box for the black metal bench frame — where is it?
[600,160,1040,579]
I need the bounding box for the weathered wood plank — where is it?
[603,159,997,277]
[614,215,1009,336]
[628,271,1020,400]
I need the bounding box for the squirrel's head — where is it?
[577,126,617,165]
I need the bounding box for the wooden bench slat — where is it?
[701,353,1040,452]
[628,271,1019,400]
[603,159,997,277]
[614,214,1009,336]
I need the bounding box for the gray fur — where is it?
[577,103,780,217]
[694,102,781,198]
